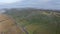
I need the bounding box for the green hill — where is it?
[4,8,60,34]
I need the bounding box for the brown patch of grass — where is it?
[0,14,24,34]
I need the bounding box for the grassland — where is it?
[4,8,60,34]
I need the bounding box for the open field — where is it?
[4,8,60,34]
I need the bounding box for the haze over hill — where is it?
[0,0,60,10]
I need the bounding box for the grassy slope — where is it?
[4,8,60,34]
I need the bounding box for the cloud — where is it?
[0,0,22,4]
[0,0,60,9]
[41,0,52,2]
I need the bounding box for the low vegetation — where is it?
[4,8,60,34]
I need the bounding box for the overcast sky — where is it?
[0,0,49,3]
[0,0,22,4]
[0,0,60,9]
[0,0,59,3]
[0,0,58,4]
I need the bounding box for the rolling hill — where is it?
[4,8,60,34]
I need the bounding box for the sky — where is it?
[0,0,60,9]
[0,0,51,4]
[0,0,22,4]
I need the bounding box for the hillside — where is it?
[4,8,60,34]
[0,14,24,34]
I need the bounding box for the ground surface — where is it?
[4,9,60,34]
[0,14,25,34]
